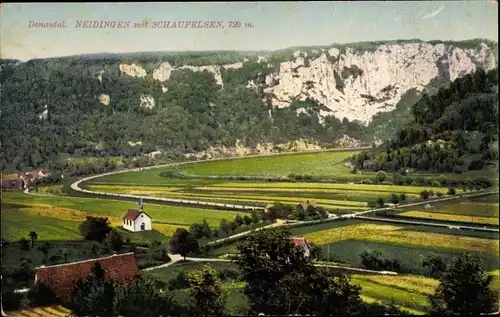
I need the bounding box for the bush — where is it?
[447,187,456,195]
[27,283,58,307]
[218,268,241,281]
[303,174,313,181]
[375,171,386,183]
[431,180,442,187]
[1,290,24,311]
[436,192,444,197]
[420,190,430,200]
[167,272,190,290]
[468,160,485,171]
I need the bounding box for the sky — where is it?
[0,1,497,61]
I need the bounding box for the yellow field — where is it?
[399,211,499,225]
[304,223,499,254]
[203,182,450,194]
[304,224,402,245]
[7,305,72,317]
[14,204,122,224]
[153,223,187,236]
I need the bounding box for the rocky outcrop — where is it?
[118,40,496,124]
[261,42,496,123]
[119,64,147,77]
[99,94,110,106]
[139,94,155,109]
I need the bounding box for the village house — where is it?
[298,200,317,212]
[33,252,139,304]
[121,198,152,232]
[290,237,311,258]
[21,169,50,184]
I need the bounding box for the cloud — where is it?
[421,3,445,20]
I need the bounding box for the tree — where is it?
[398,193,407,201]
[70,263,116,317]
[186,264,227,316]
[422,255,447,278]
[234,228,362,316]
[79,216,112,242]
[219,219,231,235]
[376,197,385,208]
[428,253,497,315]
[234,215,244,227]
[389,193,399,206]
[250,210,260,224]
[169,228,199,260]
[229,221,238,233]
[243,215,252,226]
[376,171,386,183]
[420,190,430,200]
[189,219,212,239]
[113,276,182,317]
[309,244,323,261]
[19,238,30,251]
[37,242,52,265]
[29,231,38,248]
[27,283,58,307]
[104,230,125,252]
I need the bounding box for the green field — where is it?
[181,151,361,177]
[1,191,244,242]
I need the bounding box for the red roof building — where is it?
[121,199,153,232]
[34,252,139,304]
[290,237,311,258]
[122,209,142,221]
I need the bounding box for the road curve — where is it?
[70,147,368,212]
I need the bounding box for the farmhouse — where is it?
[121,198,152,232]
[299,200,317,212]
[290,237,311,258]
[34,252,139,304]
[20,169,50,185]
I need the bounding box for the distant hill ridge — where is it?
[0,38,497,171]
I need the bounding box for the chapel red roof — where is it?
[290,237,310,249]
[34,252,139,304]
[122,209,142,220]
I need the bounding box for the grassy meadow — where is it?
[1,191,244,243]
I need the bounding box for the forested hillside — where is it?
[350,68,499,175]
[0,39,496,171]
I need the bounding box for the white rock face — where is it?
[96,70,104,83]
[223,62,243,70]
[119,64,147,77]
[38,105,48,120]
[152,62,224,85]
[140,94,155,109]
[262,42,496,124]
[99,94,110,106]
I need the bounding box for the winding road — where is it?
[69,147,370,212]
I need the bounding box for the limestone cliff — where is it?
[117,40,496,124]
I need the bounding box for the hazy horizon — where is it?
[1,1,497,61]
